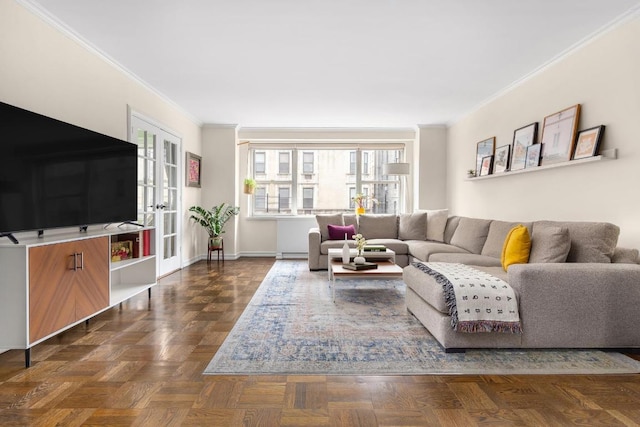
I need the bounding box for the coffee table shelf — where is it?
[328,258,403,302]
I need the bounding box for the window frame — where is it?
[249,144,405,217]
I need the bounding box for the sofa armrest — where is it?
[308,227,322,270]
[508,263,640,347]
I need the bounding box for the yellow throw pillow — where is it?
[501,225,531,271]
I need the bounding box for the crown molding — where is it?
[16,0,203,127]
[237,126,416,142]
[454,5,640,126]
[202,123,239,130]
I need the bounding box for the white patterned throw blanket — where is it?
[412,262,522,334]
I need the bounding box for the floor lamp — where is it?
[382,162,411,213]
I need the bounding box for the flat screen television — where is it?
[0,101,137,242]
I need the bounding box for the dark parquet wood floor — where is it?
[1,258,640,426]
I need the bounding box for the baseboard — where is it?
[276,252,308,259]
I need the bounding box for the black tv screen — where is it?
[0,101,137,235]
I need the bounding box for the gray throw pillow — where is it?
[358,214,398,239]
[529,226,571,263]
[535,220,619,263]
[443,216,461,244]
[343,214,358,230]
[449,217,492,254]
[398,212,427,240]
[612,247,640,264]
[316,214,344,241]
[425,209,449,242]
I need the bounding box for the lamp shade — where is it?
[383,162,410,176]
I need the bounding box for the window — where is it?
[349,151,356,175]
[249,146,404,216]
[363,152,369,175]
[279,152,290,174]
[255,187,266,210]
[255,151,266,174]
[302,187,314,209]
[303,152,314,174]
[349,187,356,208]
[278,187,290,211]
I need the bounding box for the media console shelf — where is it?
[0,225,156,367]
[466,149,617,181]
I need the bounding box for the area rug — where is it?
[204,260,640,375]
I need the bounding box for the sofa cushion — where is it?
[316,214,344,241]
[481,220,532,258]
[399,212,427,240]
[320,239,356,254]
[403,264,449,314]
[501,225,531,271]
[534,221,619,263]
[426,209,449,242]
[612,247,640,264]
[443,216,461,244]
[327,224,356,240]
[449,217,492,254]
[365,239,408,255]
[358,214,398,239]
[529,226,571,263]
[428,252,502,267]
[343,214,358,230]
[405,240,469,262]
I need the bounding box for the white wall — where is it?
[447,15,640,248]
[417,125,447,210]
[1,0,202,266]
[195,125,240,260]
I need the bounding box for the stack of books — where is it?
[342,261,378,271]
[363,245,386,252]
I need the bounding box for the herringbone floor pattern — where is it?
[0,258,639,426]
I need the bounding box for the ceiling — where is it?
[24,0,640,127]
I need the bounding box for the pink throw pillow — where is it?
[327,224,356,240]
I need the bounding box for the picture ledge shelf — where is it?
[467,148,617,181]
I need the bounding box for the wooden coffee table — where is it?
[328,258,403,302]
[327,248,396,279]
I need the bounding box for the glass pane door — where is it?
[131,115,181,276]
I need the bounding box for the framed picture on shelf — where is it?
[475,137,495,176]
[493,144,511,173]
[185,151,202,188]
[573,125,605,160]
[525,143,542,168]
[480,155,493,176]
[540,104,581,166]
[510,122,538,171]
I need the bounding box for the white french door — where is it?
[130,114,182,277]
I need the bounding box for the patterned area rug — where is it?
[204,260,640,375]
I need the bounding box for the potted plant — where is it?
[243,178,256,195]
[351,193,378,215]
[188,203,240,249]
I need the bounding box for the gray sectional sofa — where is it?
[308,211,640,350]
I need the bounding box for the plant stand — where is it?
[208,238,224,262]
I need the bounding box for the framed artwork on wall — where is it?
[475,137,495,176]
[186,151,202,188]
[525,143,542,168]
[540,104,581,165]
[493,144,511,173]
[573,125,605,160]
[510,122,538,171]
[480,155,493,176]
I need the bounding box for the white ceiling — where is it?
[24,0,640,127]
